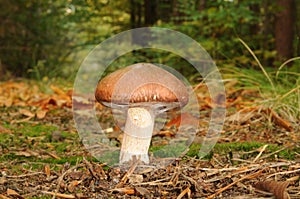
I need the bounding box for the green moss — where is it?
[61,131,78,139]
[31,196,52,199]
[186,142,298,160]
[42,156,84,165]
[17,123,57,137]
[97,150,120,166]
[214,142,265,153]
[150,142,187,158]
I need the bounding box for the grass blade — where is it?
[238,38,275,92]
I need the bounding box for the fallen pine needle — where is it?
[42,191,75,199]
[0,194,11,199]
[52,163,84,199]
[261,147,288,160]
[252,144,268,163]
[177,187,191,199]
[6,172,44,178]
[206,169,264,199]
[116,159,139,188]
[267,168,300,179]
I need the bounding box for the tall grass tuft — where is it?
[224,38,300,124]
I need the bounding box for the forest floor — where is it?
[0,79,299,199]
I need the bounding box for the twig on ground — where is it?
[253,144,268,163]
[42,191,75,199]
[231,158,253,163]
[51,163,84,199]
[177,187,191,199]
[205,165,261,183]
[180,173,202,192]
[6,172,45,178]
[206,169,264,199]
[133,177,173,186]
[115,158,139,188]
[0,194,11,199]
[260,147,288,160]
[266,168,300,179]
[83,157,97,179]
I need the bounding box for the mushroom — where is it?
[95,63,189,164]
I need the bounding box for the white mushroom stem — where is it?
[119,107,155,164]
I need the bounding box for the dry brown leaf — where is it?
[19,108,35,117]
[166,112,198,128]
[42,191,75,199]
[0,193,11,199]
[44,151,61,160]
[15,150,39,157]
[0,177,7,185]
[128,174,143,184]
[177,187,191,199]
[0,125,11,133]
[50,85,66,96]
[110,187,135,195]
[135,187,150,196]
[255,180,290,199]
[263,108,293,132]
[4,97,13,107]
[74,193,89,199]
[287,175,299,181]
[7,188,23,198]
[154,130,175,137]
[67,180,82,192]
[36,109,48,119]
[227,109,256,123]
[44,164,51,178]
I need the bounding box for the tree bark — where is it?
[144,0,157,26]
[275,0,295,61]
[130,0,136,28]
[197,0,206,11]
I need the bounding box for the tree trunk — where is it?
[144,0,157,26]
[197,0,206,11]
[275,0,295,61]
[130,0,146,46]
[130,0,143,28]
[130,0,136,28]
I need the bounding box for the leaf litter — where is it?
[0,80,299,198]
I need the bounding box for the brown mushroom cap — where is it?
[95,63,189,107]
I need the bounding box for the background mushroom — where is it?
[95,63,189,164]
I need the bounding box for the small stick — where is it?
[266,168,300,179]
[42,191,75,199]
[52,163,84,199]
[231,158,253,163]
[206,169,263,199]
[0,194,11,199]
[260,147,288,160]
[253,144,268,163]
[180,173,202,192]
[83,157,97,179]
[116,158,139,188]
[177,187,191,199]
[133,177,172,186]
[205,166,261,183]
[6,172,44,178]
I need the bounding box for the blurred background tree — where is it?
[0,0,299,80]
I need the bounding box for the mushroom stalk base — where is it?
[119,107,154,164]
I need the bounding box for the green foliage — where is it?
[0,0,129,79]
[187,142,298,161]
[1,0,299,79]
[107,49,197,82]
[150,141,187,158]
[17,123,58,137]
[225,40,300,121]
[159,0,277,66]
